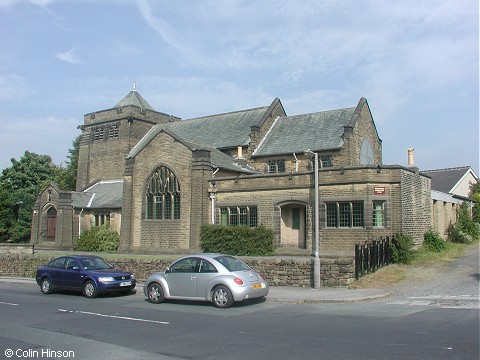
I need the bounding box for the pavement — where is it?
[0,276,390,304]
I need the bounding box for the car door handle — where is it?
[190,276,196,280]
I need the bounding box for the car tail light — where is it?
[234,278,244,285]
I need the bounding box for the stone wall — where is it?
[0,244,35,254]
[401,169,432,245]
[0,254,355,287]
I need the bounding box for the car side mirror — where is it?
[165,266,170,273]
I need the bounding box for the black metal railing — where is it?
[355,237,390,280]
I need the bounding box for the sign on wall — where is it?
[373,186,386,195]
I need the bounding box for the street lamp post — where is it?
[305,150,321,289]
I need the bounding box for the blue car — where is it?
[35,255,136,298]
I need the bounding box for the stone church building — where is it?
[30,88,432,255]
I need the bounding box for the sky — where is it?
[0,0,478,175]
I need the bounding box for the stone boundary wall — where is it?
[0,254,355,287]
[0,244,35,254]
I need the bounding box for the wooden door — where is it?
[46,207,57,241]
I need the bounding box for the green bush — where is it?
[390,233,415,264]
[447,223,473,244]
[200,224,274,256]
[423,229,447,252]
[448,202,480,243]
[74,224,119,252]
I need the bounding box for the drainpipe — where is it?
[293,153,298,172]
[209,193,216,224]
[78,208,84,235]
[210,168,219,224]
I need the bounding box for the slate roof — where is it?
[252,107,356,157]
[127,127,258,174]
[119,92,374,172]
[114,90,155,111]
[165,105,271,149]
[208,147,259,173]
[422,166,474,194]
[72,180,123,209]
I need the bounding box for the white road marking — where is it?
[0,301,18,306]
[58,309,170,324]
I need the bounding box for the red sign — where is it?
[373,186,385,194]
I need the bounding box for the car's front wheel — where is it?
[147,283,164,304]
[40,278,53,294]
[83,280,97,298]
[212,285,234,308]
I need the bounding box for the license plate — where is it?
[252,283,262,289]
[119,281,132,287]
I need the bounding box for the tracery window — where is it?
[320,156,332,168]
[268,160,286,173]
[146,166,181,220]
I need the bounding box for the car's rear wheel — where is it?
[147,283,164,304]
[83,280,97,298]
[40,278,53,294]
[212,285,234,308]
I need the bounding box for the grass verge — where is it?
[349,241,476,289]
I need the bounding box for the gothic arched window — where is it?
[145,166,181,220]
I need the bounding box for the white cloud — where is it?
[132,0,477,94]
[55,48,83,64]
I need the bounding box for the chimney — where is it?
[237,146,243,159]
[407,148,415,167]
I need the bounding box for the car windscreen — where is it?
[80,257,113,270]
[214,256,250,272]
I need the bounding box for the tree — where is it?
[0,187,15,241]
[0,151,60,242]
[469,181,480,223]
[54,134,80,191]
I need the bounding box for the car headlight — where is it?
[98,277,115,283]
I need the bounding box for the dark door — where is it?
[49,257,66,287]
[62,258,83,290]
[46,207,57,241]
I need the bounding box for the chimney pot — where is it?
[237,146,243,159]
[407,148,415,166]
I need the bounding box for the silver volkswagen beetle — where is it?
[143,253,269,308]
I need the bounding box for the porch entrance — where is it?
[280,204,306,248]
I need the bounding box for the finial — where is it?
[132,81,137,92]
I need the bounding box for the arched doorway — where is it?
[46,207,57,242]
[280,204,306,248]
